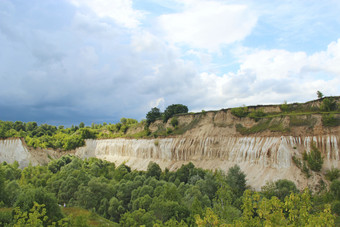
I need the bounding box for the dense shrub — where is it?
[306,144,323,172]
[322,114,340,127]
[320,97,337,112]
[248,109,266,120]
[231,106,248,118]
[326,168,340,181]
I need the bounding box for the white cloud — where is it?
[69,0,144,28]
[149,98,165,109]
[158,0,257,52]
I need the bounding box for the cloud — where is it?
[158,0,257,51]
[0,0,339,126]
[69,0,145,28]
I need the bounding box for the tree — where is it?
[226,165,247,197]
[317,91,324,99]
[163,104,188,123]
[306,144,323,172]
[146,162,162,180]
[13,202,48,227]
[14,187,63,223]
[146,107,162,126]
[320,97,337,112]
[261,179,298,201]
[79,122,85,128]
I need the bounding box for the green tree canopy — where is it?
[146,107,162,126]
[163,104,188,123]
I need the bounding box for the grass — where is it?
[322,114,340,127]
[289,115,317,128]
[172,116,200,135]
[236,118,289,135]
[62,207,118,226]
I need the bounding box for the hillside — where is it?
[1,97,340,190]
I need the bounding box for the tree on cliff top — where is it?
[146,107,162,126]
[163,104,188,123]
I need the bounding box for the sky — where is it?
[1,0,340,126]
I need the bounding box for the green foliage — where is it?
[13,202,48,227]
[79,128,96,139]
[280,100,289,112]
[231,106,248,118]
[248,109,266,120]
[146,107,162,126]
[320,97,337,111]
[146,162,162,180]
[330,180,340,200]
[0,156,338,226]
[322,114,340,127]
[14,187,63,224]
[317,91,324,99]
[261,179,298,201]
[306,144,323,172]
[170,117,179,127]
[63,134,85,150]
[235,189,335,226]
[0,208,12,226]
[226,165,246,198]
[163,104,188,123]
[290,115,317,128]
[332,201,340,215]
[326,168,340,181]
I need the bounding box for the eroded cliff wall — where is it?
[75,135,339,189]
[0,138,32,167]
[0,138,65,167]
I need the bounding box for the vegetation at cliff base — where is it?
[0,157,338,226]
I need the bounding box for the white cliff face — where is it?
[0,139,33,167]
[1,135,339,189]
[75,135,340,189]
[76,136,340,169]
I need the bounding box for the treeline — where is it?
[0,103,190,151]
[0,156,338,226]
[0,118,141,151]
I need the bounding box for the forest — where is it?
[0,155,339,226]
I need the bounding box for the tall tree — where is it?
[146,107,162,126]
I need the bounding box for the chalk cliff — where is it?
[0,138,64,167]
[75,135,339,190]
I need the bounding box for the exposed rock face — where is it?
[0,138,65,168]
[0,138,32,167]
[75,135,339,189]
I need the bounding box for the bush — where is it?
[322,114,340,127]
[280,101,289,112]
[231,106,248,118]
[320,97,337,112]
[306,144,323,172]
[170,117,179,127]
[326,168,340,181]
[330,180,340,200]
[166,127,173,134]
[332,201,340,215]
[248,109,265,120]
